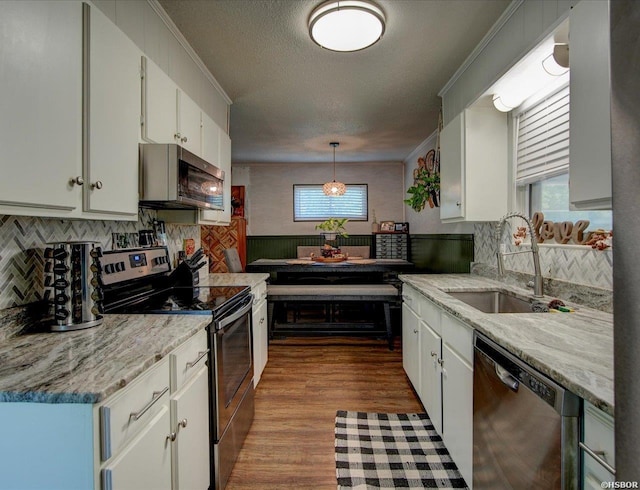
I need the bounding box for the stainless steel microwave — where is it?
[139,144,224,210]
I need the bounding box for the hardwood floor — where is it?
[226,337,424,489]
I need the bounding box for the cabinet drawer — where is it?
[401,285,421,316]
[583,402,615,485]
[441,313,473,365]
[418,296,441,334]
[100,358,170,461]
[171,329,208,393]
[252,281,267,305]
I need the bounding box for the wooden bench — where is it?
[266,284,399,350]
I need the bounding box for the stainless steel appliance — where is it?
[44,241,103,331]
[473,332,580,489]
[99,246,254,489]
[139,143,224,210]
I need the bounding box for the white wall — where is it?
[403,133,474,235]
[232,162,404,236]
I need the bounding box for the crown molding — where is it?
[438,0,524,97]
[147,0,232,105]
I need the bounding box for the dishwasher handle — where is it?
[495,363,519,391]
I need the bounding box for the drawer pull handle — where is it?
[129,386,169,422]
[186,350,209,369]
[579,442,616,475]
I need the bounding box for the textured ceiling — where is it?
[158,0,511,164]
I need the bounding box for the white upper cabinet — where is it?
[142,56,178,144]
[202,112,221,166]
[0,0,82,214]
[440,107,508,222]
[199,129,232,225]
[84,2,140,217]
[569,0,612,210]
[176,89,202,155]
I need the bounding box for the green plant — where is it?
[404,167,440,212]
[315,217,349,238]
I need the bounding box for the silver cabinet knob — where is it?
[181,136,188,143]
[413,329,418,334]
[91,181,103,190]
[166,432,177,442]
[430,351,438,358]
[437,358,444,366]
[456,201,461,206]
[179,418,188,429]
[69,176,84,186]
[174,132,181,141]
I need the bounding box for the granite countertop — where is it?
[0,314,210,404]
[202,272,269,288]
[399,274,614,416]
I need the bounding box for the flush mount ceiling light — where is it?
[309,0,385,52]
[323,142,346,196]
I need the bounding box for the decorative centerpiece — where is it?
[315,218,349,259]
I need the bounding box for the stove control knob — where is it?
[104,264,114,274]
[115,261,125,272]
[55,308,70,321]
[45,247,68,260]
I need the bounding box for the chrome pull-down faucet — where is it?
[496,212,544,298]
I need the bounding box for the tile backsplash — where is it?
[0,211,200,309]
[474,222,613,290]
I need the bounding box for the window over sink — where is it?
[514,82,612,232]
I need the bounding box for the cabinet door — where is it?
[202,112,221,165]
[85,4,140,216]
[569,0,612,210]
[171,367,210,490]
[199,130,232,225]
[142,56,178,144]
[0,0,82,212]
[252,297,268,387]
[401,303,421,394]
[419,321,442,434]
[440,113,464,220]
[102,406,172,490]
[177,89,202,155]
[442,343,473,487]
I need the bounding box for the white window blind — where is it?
[516,84,570,185]
[293,184,368,221]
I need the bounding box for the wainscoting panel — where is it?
[247,234,474,274]
[409,234,474,273]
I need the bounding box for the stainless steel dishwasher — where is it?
[473,332,580,489]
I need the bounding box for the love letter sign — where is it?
[531,212,591,244]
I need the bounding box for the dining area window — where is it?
[293,184,368,221]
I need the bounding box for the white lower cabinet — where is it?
[252,281,269,386]
[419,321,442,434]
[401,302,421,395]
[102,407,172,490]
[581,402,615,489]
[441,342,473,487]
[171,367,210,490]
[401,284,474,488]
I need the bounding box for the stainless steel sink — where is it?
[447,290,540,314]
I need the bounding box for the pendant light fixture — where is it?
[323,142,346,196]
[309,0,385,52]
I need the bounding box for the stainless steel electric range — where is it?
[98,246,254,490]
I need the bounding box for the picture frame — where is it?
[380,221,395,232]
[395,222,409,233]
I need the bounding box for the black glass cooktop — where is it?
[108,285,251,318]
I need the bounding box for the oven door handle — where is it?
[217,294,254,331]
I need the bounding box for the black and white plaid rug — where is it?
[335,411,468,489]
